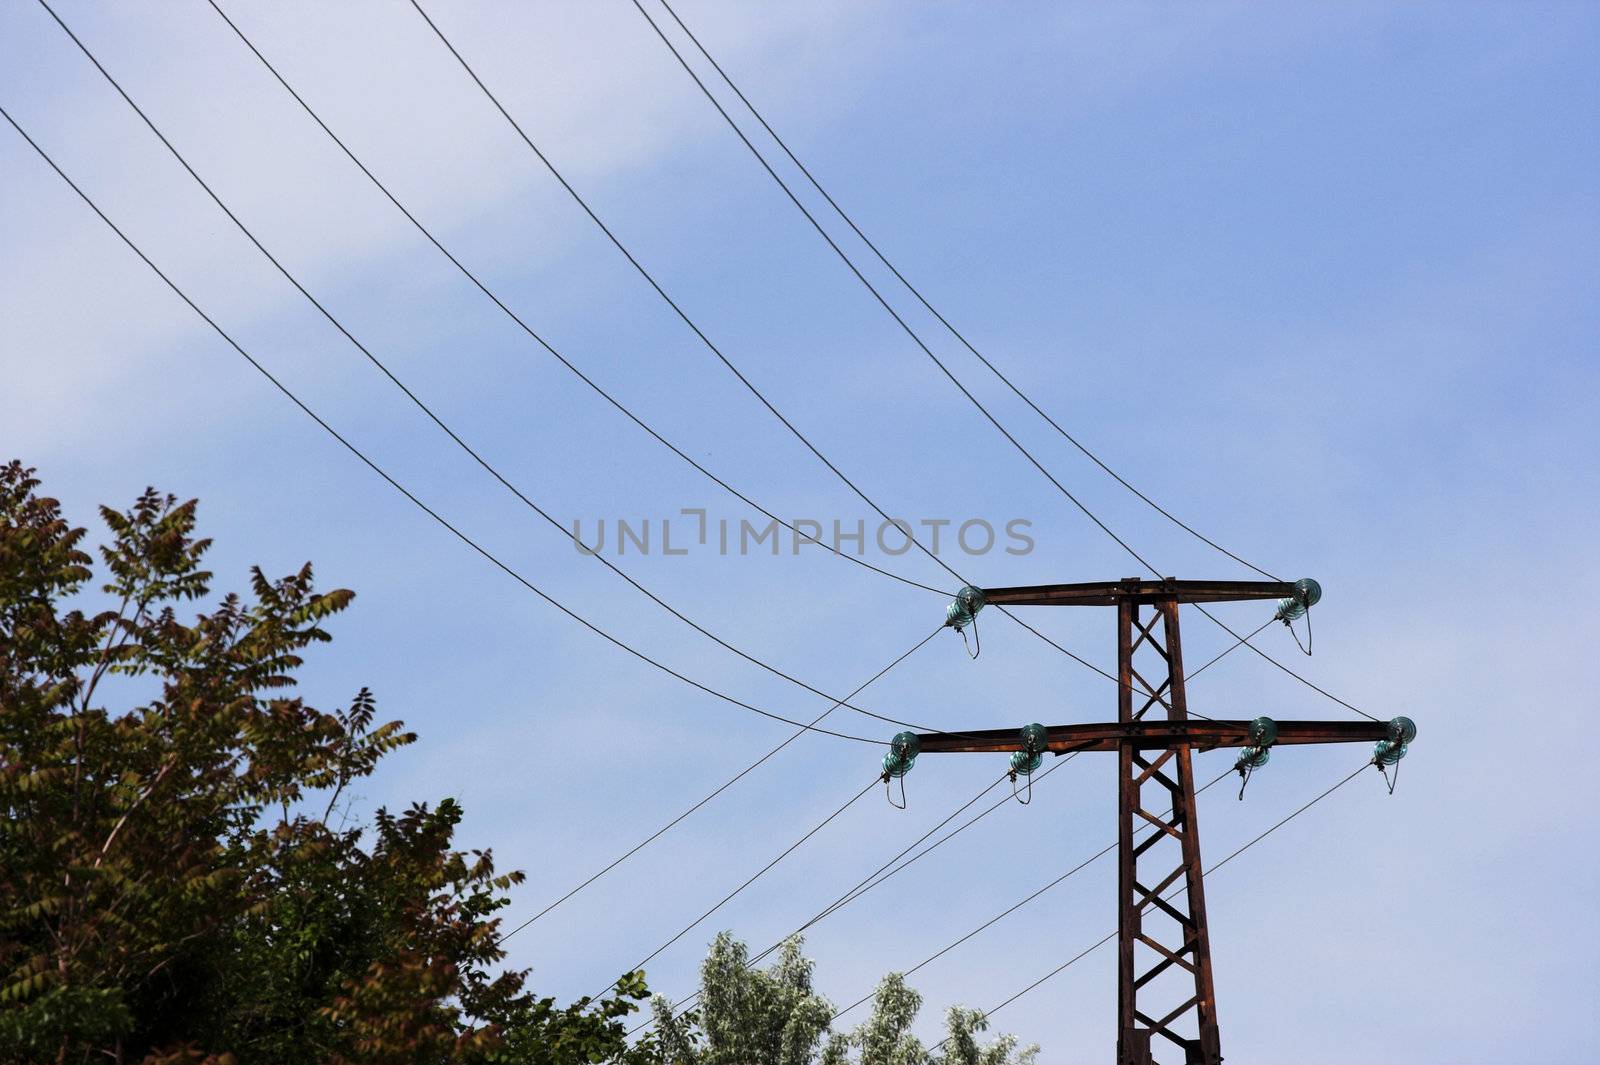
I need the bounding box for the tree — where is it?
[650,934,1035,1065]
[0,461,647,1064]
[0,461,1042,1064]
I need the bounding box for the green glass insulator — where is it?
[882,731,920,778]
[1019,722,1048,754]
[882,750,916,779]
[1373,739,1408,767]
[1276,577,1322,621]
[1236,745,1270,769]
[1248,716,1278,747]
[946,585,987,631]
[1387,716,1417,745]
[1010,749,1043,776]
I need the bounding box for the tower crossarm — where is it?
[914,719,1387,755]
[981,577,1295,607]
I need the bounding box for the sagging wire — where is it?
[1009,767,1035,805]
[958,617,981,659]
[492,626,942,944]
[829,765,1237,1025]
[923,759,1372,1049]
[205,0,955,603]
[1274,578,1321,657]
[1377,757,1401,795]
[884,774,909,809]
[627,0,1397,738]
[630,765,1038,1040]
[1372,715,1416,795]
[636,0,1284,586]
[1235,755,1262,800]
[1286,606,1313,656]
[27,0,959,748]
[589,774,879,1003]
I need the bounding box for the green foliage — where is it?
[0,461,646,1064]
[0,460,1038,1065]
[652,935,1036,1065]
[652,935,832,1065]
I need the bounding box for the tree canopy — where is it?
[0,461,1036,1065]
[0,461,646,1064]
[650,934,1035,1065]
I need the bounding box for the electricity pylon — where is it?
[913,578,1396,1065]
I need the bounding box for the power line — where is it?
[995,610,1274,710]
[992,606,1120,685]
[633,751,1083,1038]
[640,0,1280,583]
[11,15,1387,1056]
[12,23,1053,1005]
[789,750,1103,937]
[712,637,1277,1014]
[591,773,880,1003]
[17,9,1041,977]
[627,0,1166,579]
[0,102,883,749]
[1196,605,1380,721]
[202,8,1296,998]
[24,10,1140,979]
[203,0,948,601]
[1185,617,1274,685]
[405,0,1129,686]
[635,769,1011,1031]
[33,0,946,739]
[404,0,967,595]
[626,0,1378,725]
[500,624,944,943]
[829,766,1233,1023]
[927,761,1371,1051]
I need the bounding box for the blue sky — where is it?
[3,2,1597,1061]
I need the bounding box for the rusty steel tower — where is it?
[912,578,1395,1065]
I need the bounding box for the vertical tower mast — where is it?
[1116,591,1218,1064]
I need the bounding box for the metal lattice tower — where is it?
[912,578,1396,1064]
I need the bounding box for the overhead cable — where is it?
[406,0,1124,683]
[408,0,971,594]
[0,103,883,748]
[927,761,1370,1049]
[628,0,1377,723]
[638,0,1279,584]
[627,0,1165,578]
[590,774,880,1003]
[634,752,1083,1037]
[500,624,944,943]
[829,766,1233,1022]
[204,0,947,600]
[33,0,945,737]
